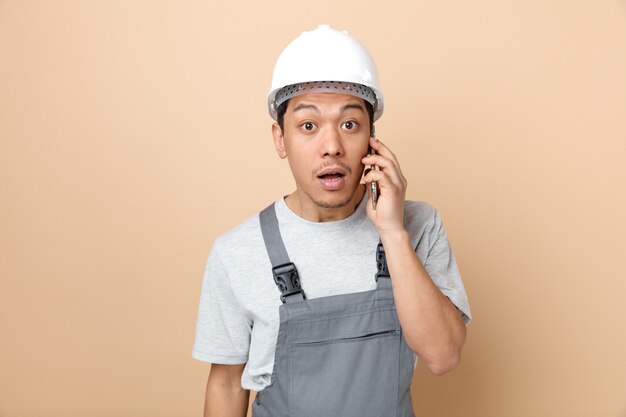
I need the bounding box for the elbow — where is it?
[414,345,462,376]
[406,317,467,376]
[423,352,461,376]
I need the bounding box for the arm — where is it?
[379,231,466,375]
[362,137,467,375]
[204,363,250,417]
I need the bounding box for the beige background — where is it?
[1,1,625,416]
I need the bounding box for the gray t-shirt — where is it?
[192,193,471,391]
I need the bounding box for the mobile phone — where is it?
[368,145,379,210]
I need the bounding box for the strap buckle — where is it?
[375,243,390,281]
[272,262,306,303]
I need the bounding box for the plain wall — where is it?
[1,1,625,416]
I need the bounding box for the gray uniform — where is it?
[252,203,416,416]
[192,194,471,394]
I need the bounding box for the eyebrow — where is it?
[292,102,365,114]
[340,103,365,113]
[293,103,320,113]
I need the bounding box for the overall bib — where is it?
[252,203,417,417]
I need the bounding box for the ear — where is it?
[272,122,287,159]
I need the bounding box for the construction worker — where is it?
[193,24,471,417]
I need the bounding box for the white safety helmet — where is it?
[268,24,384,121]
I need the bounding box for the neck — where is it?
[284,184,366,222]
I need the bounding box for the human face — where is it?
[272,92,371,219]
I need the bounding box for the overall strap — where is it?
[375,242,392,289]
[259,203,306,304]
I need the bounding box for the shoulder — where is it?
[211,211,266,266]
[403,200,439,230]
[402,200,446,250]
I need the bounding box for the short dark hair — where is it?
[276,99,375,136]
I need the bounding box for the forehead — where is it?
[287,92,366,113]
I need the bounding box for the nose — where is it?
[320,126,344,157]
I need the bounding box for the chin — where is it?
[306,189,359,209]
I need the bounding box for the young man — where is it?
[193,25,471,417]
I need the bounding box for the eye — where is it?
[302,122,315,131]
[341,120,358,130]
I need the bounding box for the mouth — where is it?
[316,167,347,190]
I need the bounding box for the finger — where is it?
[369,137,399,166]
[362,154,405,189]
[368,137,405,179]
[363,169,402,194]
[361,153,395,170]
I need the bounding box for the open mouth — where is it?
[318,172,345,181]
[317,168,347,190]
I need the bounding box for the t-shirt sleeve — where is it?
[423,209,472,324]
[192,243,251,364]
